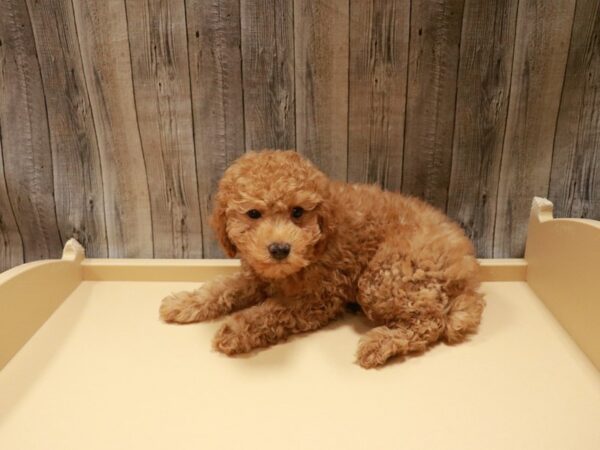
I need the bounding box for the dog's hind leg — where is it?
[356,320,444,368]
[355,233,484,368]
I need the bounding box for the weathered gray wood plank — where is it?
[241,0,295,150]
[0,0,63,263]
[446,0,519,257]
[347,0,409,191]
[549,0,600,221]
[72,0,153,258]
[402,0,464,210]
[295,0,349,180]
[0,139,24,272]
[494,0,576,257]
[126,0,203,258]
[186,0,245,257]
[26,0,108,257]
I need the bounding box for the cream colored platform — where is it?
[1,198,599,450]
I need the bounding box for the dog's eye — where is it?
[291,206,304,219]
[247,209,262,219]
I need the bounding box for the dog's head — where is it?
[210,150,334,279]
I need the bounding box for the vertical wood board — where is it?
[0,139,24,272]
[446,0,519,257]
[241,0,296,150]
[347,0,410,191]
[402,0,464,210]
[72,0,153,257]
[495,0,576,257]
[295,0,349,180]
[0,0,62,263]
[186,0,246,257]
[549,0,600,221]
[26,0,108,257]
[126,0,203,258]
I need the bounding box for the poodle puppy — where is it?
[160,150,484,368]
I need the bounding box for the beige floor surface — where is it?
[1,281,599,450]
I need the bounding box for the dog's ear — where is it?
[315,199,335,255]
[210,191,237,257]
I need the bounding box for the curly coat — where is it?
[160,150,484,368]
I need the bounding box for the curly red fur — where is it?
[160,150,485,368]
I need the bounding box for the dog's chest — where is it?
[267,266,357,301]
[267,276,306,298]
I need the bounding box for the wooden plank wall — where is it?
[0,0,597,271]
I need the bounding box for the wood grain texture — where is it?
[186,0,245,257]
[347,0,409,190]
[241,0,295,150]
[446,0,519,257]
[294,0,349,180]
[72,0,153,258]
[2,0,600,271]
[549,0,600,221]
[402,0,464,210]
[0,0,63,263]
[26,0,108,257]
[0,139,24,272]
[494,0,576,257]
[126,0,203,258]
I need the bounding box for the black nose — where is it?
[268,242,291,260]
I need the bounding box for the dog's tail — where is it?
[444,290,485,344]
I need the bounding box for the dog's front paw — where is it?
[213,319,254,355]
[159,290,214,324]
